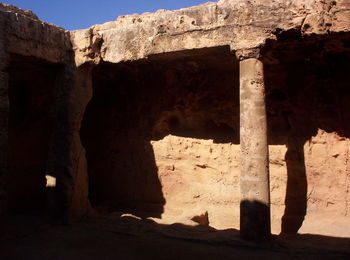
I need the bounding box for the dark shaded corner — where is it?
[6,54,63,214]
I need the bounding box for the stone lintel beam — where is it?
[238,49,271,241]
[47,64,94,223]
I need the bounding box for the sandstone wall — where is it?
[80,50,239,218]
[0,3,70,63]
[151,133,350,237]
[301,131,350,237]
[79,36,350,237]
[1,0,350,238]
[71,0,350,66]
[0,5,91,218]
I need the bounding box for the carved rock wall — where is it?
[0,0,350,237]
[0,5,91,219]
[80,47,238,217]
[151,132,350,237]
[71,0,350,66]
[79,36,350,236]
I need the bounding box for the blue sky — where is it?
[2,0,209,30]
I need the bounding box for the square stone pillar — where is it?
[46,64,94,222]
[239,54,271,240]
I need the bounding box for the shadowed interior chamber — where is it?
[80,46,240,217]
[7,54,62,212]
[80,31,350,234]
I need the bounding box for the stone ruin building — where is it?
[0,0,349,241]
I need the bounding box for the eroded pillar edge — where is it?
[46,64,94,222]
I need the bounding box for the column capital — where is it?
[235,48,262,61]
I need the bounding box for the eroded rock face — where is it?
[0,5,91,220]
[0,3,38,20]
[1,0,350,238]
[80,48,238,218]
[71,0,350,65]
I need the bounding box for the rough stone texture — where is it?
[0,9,9,214]
[74,0,349,237]
[149,138,287,234]
[300,130,350,237]
[79,49,238,220]
[71,0,350,65]
[239,57,270,240]
[46,64,93,221]
[0,3,38,20]
[0,5,90,219]
[1,6,70,63]
[151,136,240,228]
[150,135,350,237]
[263,29,350,236]
[0,0,350,239]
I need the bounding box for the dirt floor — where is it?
[1,212,349,260]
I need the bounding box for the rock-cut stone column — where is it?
[239,53,270,240]
[46,63,94,223]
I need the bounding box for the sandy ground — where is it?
[1,212,349,260]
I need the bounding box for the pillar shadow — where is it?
[282,138,308,233]
[263,30,350,234]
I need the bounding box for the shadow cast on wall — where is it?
[4,32,350,240]
[80,64,166,217]
[263,30,350,233]
[80,31,350,236]
[80,46,240,217]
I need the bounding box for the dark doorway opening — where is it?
[7,54,62,213]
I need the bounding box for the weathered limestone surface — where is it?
[0,3,38,20]
[46,65,93,221]
[151,135,350,237]
[0,3,90,219]
[239,57,270,240]
[0,0,350,238]
[0,4,70,63]
[72,0,349,237]
[71,0,350,66]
